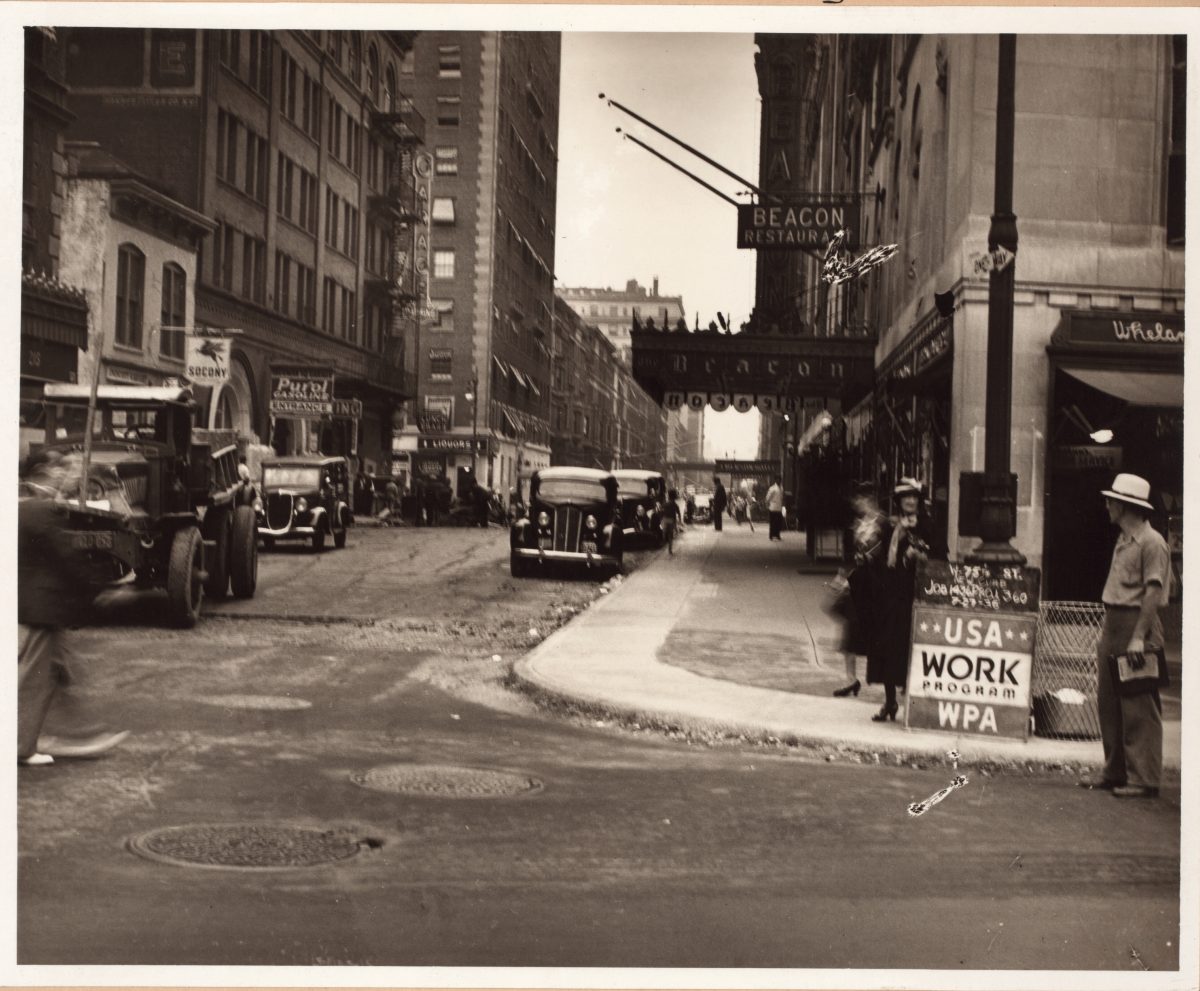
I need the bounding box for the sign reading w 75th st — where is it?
[737,198,861,250]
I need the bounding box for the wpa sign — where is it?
[904,560,1040,740]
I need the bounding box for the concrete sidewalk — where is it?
[514,524,1182,770]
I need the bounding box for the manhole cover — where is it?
[352,763,543,798]
[197,694,312,710]
[127,824,363,870]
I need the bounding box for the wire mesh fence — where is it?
[1032,601,1105,740]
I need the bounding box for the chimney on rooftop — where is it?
[652,276,659,297]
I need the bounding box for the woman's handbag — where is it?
[1109,648,1170,697]
[824,570,852,618]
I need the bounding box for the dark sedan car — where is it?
[256,455,352,551]
[612,468,667,548]
[510,467,623,578]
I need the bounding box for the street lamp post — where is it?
[970,34,1025,565]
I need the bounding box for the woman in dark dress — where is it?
[867,477,941,722]
[833,481,888,698]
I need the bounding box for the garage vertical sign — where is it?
[905,561,1041,739]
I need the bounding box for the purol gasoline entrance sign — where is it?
[905,560,1040,740]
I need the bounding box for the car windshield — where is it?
[263,466,322,489]
[537,479,608,504]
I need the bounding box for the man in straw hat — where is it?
[1079,474,1171,799]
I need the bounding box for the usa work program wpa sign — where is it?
[905,560,1041,740]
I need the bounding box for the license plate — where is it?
[72,531,113,550]
[582,540,598,553]
[538,537,551,550]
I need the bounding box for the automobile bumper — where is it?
[512,547,620,568]
[257,524,318,538]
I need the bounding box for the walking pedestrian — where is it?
[712,476,727,531]
[472,479,491,528]
[833,481,888,698]
[1079,474,1172,799]
[18,451,129,766]
[685,493,696,525]
[662,488,682,555]
[868,477,940,722]
[766,476,785,541]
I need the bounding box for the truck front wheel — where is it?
[229,505,258,598]
[167,526,204,628]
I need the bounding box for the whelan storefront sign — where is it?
[737,197,862,250]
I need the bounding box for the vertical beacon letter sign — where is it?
[905,560,1041,740]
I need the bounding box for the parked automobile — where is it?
[612,468,667,548]
[256,455,352,551]
[510,467,623,579]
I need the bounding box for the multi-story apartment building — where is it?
[559,277,703,478]
[393,32,559,500]
[755,34,1184,595]
[59,28,422,472]
[551,295,668,473]
[21,27,90,456]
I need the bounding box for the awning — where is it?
[501,409,520,434]
[527,378,541,397]
[492,355,509,378]
[1061,366,1183,408]
[509,365,530,389]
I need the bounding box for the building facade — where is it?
[21,27,90,457]
[391,32,560,501]
[752,33,1184,593]
[60,28,422,472]
[551,295,669,473]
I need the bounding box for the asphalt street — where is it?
[18,525,1181,970]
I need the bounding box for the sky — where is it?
[555,33,762,460]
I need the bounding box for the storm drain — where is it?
[196,694,312,710]
[127,824,364,870]
[352,763,543,798]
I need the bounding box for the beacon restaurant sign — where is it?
[737,199,861,250]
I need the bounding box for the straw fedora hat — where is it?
[1101,473,1154,511]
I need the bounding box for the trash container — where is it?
[1032,601,1105,740]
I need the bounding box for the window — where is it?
[438,45,462,78]
[431,197,456,224]
[433,249,455,279]
[366,44,379,104]
[273,251,291,316]
[434,146,458,175]
[159,263,186,358]
[325,186,339,248]
[115,244,145,348]
[280,53,297,120]
[429,347,453,380]
[299,168,318,233]
[245,129,268,202]
[276,153,294,221]
[366,135,382,190]
[296,263,316,324]
[214,223,235,290]
[243,234,266,304]
[424,395,453,419]
[430,299,454,332]
[436,95,461,126]
[384,64,397,111]
[349,34,362,84]
[327,97,342,159]
[302,73,321,138]
[217,110,239,184]
[218,30,240,71]
[322,276,337,333]
[248,31,270,95]
[342,287,356,342]
[343,202,359,260]
[346,117,360,174]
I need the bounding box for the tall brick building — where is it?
[59,28,422,471]
[393,32,560,500]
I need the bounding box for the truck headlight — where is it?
[585,514,597,530]
[537,511,550,527]
[296,497,308,513]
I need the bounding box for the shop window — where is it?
[435,146,459,175]
[160,262,187,358]
[115,244,145,349]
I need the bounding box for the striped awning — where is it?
[492,355,509,378]
[509,365,530,389]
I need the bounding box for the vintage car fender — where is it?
[307,505,328,528]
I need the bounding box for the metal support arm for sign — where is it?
[617,130,739,208]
